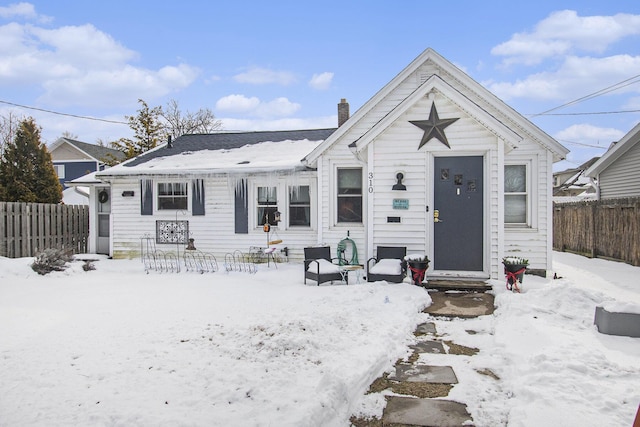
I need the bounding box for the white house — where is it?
[80,48,568,280]
[584,121,640,200]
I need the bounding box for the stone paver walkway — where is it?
[351,283,494,427]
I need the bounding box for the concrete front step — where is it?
[382,396,473,427]
[423,279,491,292]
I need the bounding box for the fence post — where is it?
[590,202,597,259]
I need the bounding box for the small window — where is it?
[157,182,188,210]
[337,168,362,223]
[54,164,65,179]
[289,185,310,227]
[504,165,527,224]
[257,186,278,226]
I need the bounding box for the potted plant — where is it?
[405,254,430,285]
[502,256,529,291]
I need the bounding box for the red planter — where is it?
[408,261,429,285]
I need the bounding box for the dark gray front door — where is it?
[433,156,483,271]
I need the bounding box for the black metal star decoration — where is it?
[409,103,459,149]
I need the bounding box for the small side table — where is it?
[339,264,364,284]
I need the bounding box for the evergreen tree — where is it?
[113,99,167,160]
[0,117,62,203]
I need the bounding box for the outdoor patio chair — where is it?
[304,246,344,285]
[366,246,407,283]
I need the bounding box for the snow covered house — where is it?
[82,48,568,280]
[584,121,640,200]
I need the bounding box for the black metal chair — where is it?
[304,246,344,285]
[366,246,407,283]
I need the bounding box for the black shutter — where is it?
[140,179,153,215]
[234,179,248,234]
[192,179,205,216]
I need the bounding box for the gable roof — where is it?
[97,128,336,178]
[584,121,640,177]
[50,137,126,162]
[304,48,569,164]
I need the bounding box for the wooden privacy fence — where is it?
[0,202,89,258]
[553,198,640,266]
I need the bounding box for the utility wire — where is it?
[0,99,129,125]
[536,109,640,116]
[529,73,640,118]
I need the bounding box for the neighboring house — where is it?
[584,122,640,200]
[49,137,126,190]
[76,48,569,279]
[552,157,599,202]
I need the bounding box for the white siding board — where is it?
[599,140,640,198]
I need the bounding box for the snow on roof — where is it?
[98,138,324,177]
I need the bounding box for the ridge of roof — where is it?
[55,137,126,161]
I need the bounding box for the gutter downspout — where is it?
[74,186,90,198]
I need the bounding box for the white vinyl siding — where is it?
[598,140,640,198]
[109,174,318,262]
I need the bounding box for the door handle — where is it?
[434,209,443,222]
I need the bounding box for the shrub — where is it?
[31,248,74,275]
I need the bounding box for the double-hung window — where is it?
[158,182,188,210]
[257,186,278,226]
[337,168,362,223]
[54,164,65,179]
[289,185,310,227]
[504,165,527,225]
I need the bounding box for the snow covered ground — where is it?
[0,251,638,426]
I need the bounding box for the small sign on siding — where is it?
[393,199,409,210]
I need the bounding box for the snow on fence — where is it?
[553,197,640,266]
[0,202,89,258]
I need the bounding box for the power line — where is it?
[529,73,640,118]
[0,99,129,125]
[558,139,609,149]
[533,109,640,116]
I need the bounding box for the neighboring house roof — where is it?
[584,121,640,177]
[49,137,126,163]
[97,129,336,178]
[303,48,569,165]
[553,156,599,196]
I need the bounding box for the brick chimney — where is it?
[338,98,349,127]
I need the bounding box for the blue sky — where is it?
[1,1,639,171]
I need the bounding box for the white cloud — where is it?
[0,20,199,108]
[486,54,640,101]
[39,63,199,108]
[308,72,333,90]
[215,94,261,114]
[216,95,300,119]
[233,67,297,85]
[0,2,51,22]
[555,123,625,145]
[552,123,625,171]
[492,10,640,66]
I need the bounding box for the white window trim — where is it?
[333,165,364,226]
[250,179,316,232]
[54,164,65,179]
[287,184,313,229]
[155,180,190,213]
[504,159,535,228]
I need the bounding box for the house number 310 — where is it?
[368,172,374,193]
